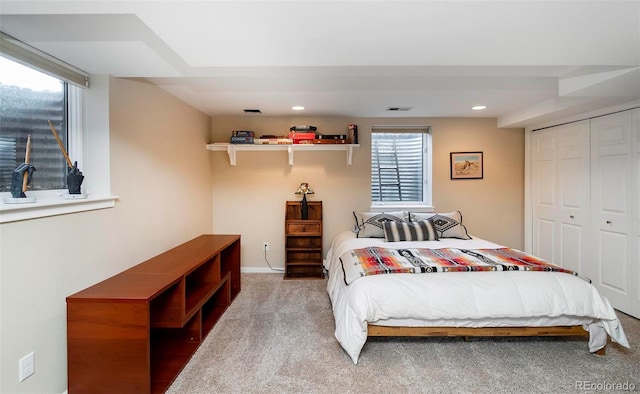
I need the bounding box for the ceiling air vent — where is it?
[386,107,412,112]
[243,109,262,113]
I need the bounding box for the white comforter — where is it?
[325,231,630,364]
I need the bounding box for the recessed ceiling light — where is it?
[292,106,304,111]
[472,105,487,111]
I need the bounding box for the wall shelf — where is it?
[206,143,359,165]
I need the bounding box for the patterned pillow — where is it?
[353,211,406,238]
[383,219,439,242]
[408,211,471,240]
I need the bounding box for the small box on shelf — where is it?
[230,130,255,144]
[288,131,317,143]
[348,124,358,144]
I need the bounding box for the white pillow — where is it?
[408,211,471,240]
[353,211,406,238]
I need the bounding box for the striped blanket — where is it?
[340,247,577,285]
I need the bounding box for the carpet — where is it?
[167,273,639,393]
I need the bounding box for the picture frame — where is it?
[450,151,483,180]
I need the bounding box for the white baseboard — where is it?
[241,267,285,274]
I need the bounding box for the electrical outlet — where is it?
[19,352,34,382]
[263,242,269,251]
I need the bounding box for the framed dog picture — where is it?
[450,152,483,179]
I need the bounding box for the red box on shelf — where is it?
[288,132,316,141]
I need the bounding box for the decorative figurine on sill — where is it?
[10,162,36,198]
[10,134,36,198]
[48,120,84,195]
[67,161,84,194]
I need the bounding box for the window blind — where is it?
[0,32,89,88]
[371,127,429,202]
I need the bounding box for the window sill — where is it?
[0,194,118,223]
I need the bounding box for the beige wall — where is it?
[210,116,524,271]
[0,86,524,392]
[0,77,213,393]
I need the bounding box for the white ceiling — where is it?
[1,1,639,128]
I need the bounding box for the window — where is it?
[371,127,432,208]
[0,33,116,224]
[0,32,88,198]
[0,56,69,192]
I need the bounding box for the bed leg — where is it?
[463,336,470,342]
[593,347,606,356]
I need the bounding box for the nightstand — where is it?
[284,200,323,279]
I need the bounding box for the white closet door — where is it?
[531,128,558,262]
[531,121,589,272]
[557,121,590,273]
[633,108,640,318]
[590,110,634,315]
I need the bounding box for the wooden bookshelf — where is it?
[66,234,241,393]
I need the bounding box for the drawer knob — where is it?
[606,220,612,224]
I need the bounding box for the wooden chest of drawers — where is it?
[284,201,323,279]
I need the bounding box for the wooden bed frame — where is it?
[367,324,606,355]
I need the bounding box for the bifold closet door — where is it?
[531,121,590,273]
[590,110,637,317]
[634,109,640,318]
[531,127,558,262]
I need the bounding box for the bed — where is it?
[324,211,630,364]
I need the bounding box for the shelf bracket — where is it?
[287,145,294,166]
[347,145,354,165]
[226,145,237,166]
